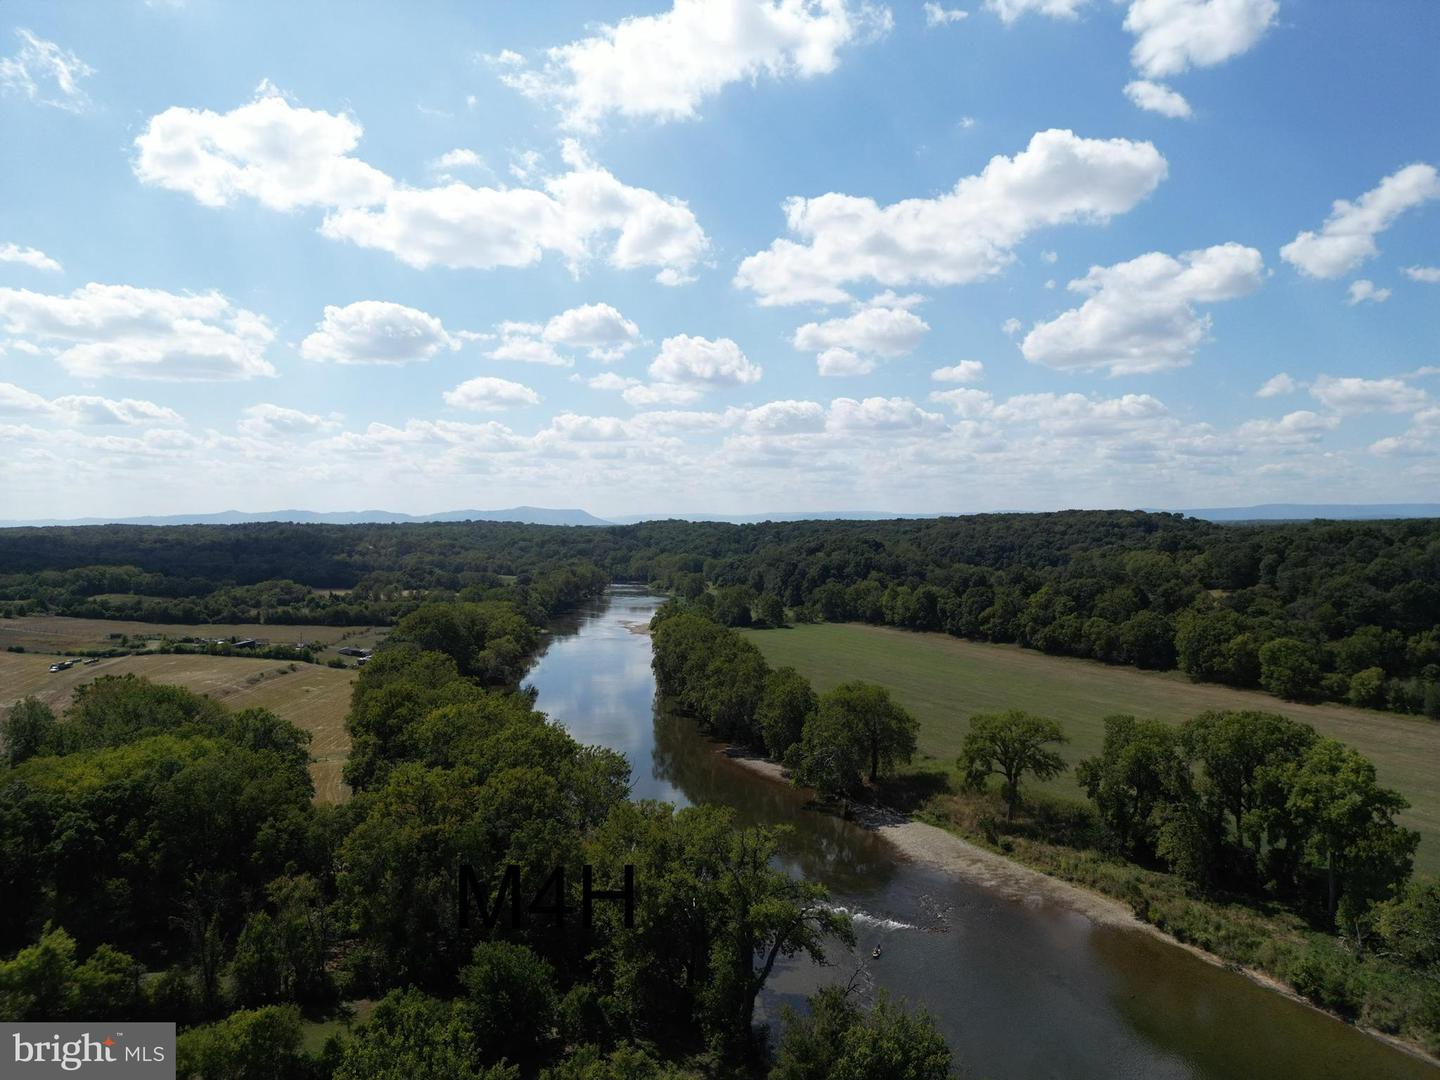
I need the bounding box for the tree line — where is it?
[3,511,1436,715]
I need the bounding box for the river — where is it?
[524,587,1436,1080]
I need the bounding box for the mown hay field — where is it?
[0,651,354,803]
[744,623,1440,874]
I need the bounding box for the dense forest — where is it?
[0,583,954,1078]
[2,511,1438,715]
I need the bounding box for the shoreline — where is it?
[719,747,1440,1071]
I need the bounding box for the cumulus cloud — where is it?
[497,0,889,130]
[1309,375,1428,415]
[924,3,969,26]
[827,396,945,432]
[238,403,340,437]
[541,302,641,360]
[1255,372,1296,398]
[928,387,994,417]
[1404,266,1440,284]
[735,129,1167,305]
[743,399,827,433]
[793,300,929,374]
[985,0,1088,21]
[1123,79,1191,118]
[0,382,185,427]
[1124,0,1278,79]
[489,323,568,367]
[134,81,394,210]
[135,88,708,284]
[300,301,457,365]
[0,243,62,273]
[322,141,708,283]
[1236,409,1339,448]
[0,283,276,380]
[649,334,762,388]
[429,148,488,173]
[932,360,985,383]
[991,391,1168,433]
[1346,279,1390,305]
[443,376,542,411]
[1280,164,1440,279]
[0,29,93,112]
[1020,242,1264,374]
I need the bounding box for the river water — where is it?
[524,587,1436,1080]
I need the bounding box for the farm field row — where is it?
[0,613,387,657]
[743,623,1440,874]
[0,651,355,804]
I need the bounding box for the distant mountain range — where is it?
[3,503,1438,529]
[1172,503,1440,522]
[0,506,613,528]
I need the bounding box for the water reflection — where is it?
[526,588,1437,1080]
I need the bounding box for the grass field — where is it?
[0,614,387,659]
[743,623,1440,874]
[0,651,355,803]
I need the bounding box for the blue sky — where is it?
[1,0,1437,518]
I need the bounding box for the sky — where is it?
[0,0,1437,520]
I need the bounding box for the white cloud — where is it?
[1310,375,1428,415]
[0,382,182,427]
[1123,79,1191,118]
[622,382,706,407]
[1236,409,1339,447]
[0,243,62,273]
[924,3,969,27]
[1255,372,1296,398]
[136,89,707,284]
[735,129,1167,305]
[134,81,394,211]
[649,334,762,388]
[542,302,641,360]
[323,141,708,283]
[1280,164,1440,279]
[816,347,875,376]
[1040,250,1058,264]
[1404,266,1440,284]
[430,148,488,172]
[443,376,542,411]
[488,322,567,367]
[932,360,985,383]
[0,29,93,113]
[990,391,1168,433]
[827,396,945,432]
[928,387,994,417]
[238,403,339,437]
[1021,242,1264,374]
[1347,279,1390,306]
[793,302,929,375]
[300,301,457,365]
[498,0,889,130]
[1002,317,1022,336]
[0,283,276,380]
[985,0,1088,22]
[743,399,827,433]
[1124,0,1278,79]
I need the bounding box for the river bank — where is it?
[720,746,1440,1071]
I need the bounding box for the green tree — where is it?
[1371,877,1440,974]
[1258,637,1323,700]
[757,667,818,760]
[770,987,954,1080]
[816,681,919,785]
[333,989,518,1080]
[1182,710,1316,854]
[1283,739,1418,919]
[459,941,558,1069]
[2,697,56,766]
[176,1005,308,1080]
[958,711,1067,821]
[753,593,788,628]
[1120,611,1176,670]
[1075,715,1193,860]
